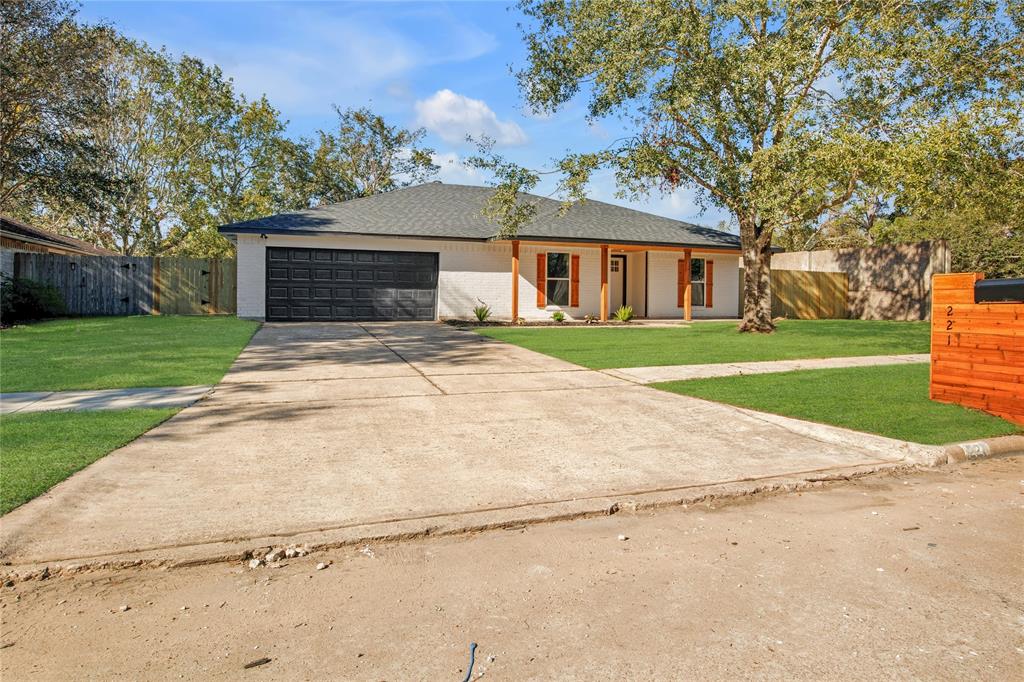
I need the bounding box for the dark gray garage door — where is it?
[266,247,438,321]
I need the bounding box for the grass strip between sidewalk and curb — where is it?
[476,320,929,369]
[0,408,179,515]
[0,316,260,393]
[653,364,1021,446]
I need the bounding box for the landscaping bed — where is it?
[654,364,1020,445]
[445,318,637,328]
[0,316,260,392]
[476,319,930,369]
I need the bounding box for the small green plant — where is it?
[613,305,634,322]
[472,299,492,322]
[583,314,598,324]
[551,310,566,323]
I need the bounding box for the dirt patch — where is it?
[2,457,1020,680]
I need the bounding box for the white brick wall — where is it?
[646,251,741,319]
[236,233,512,320]
[232,233,740,320]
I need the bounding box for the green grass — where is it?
[0,316,260,392]
[477,319,930,369]
[0,409,178,514]
[654,364,1020,445]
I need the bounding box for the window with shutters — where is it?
[690,258,706,307]
[546,252,570,306]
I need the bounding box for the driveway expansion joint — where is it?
[355,323,449,395]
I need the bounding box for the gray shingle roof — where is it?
[218,182,740,249]
[1,215,118,256]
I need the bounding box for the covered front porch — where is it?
[505,240,741,322]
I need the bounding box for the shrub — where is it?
[613,305,634,322]
[472,299,492,322]
[0,276,66,323]
[551,310,566,323]
[583,314,598,324]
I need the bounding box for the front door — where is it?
[609,255,626,312]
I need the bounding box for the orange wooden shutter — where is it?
[570,254,580,306]
[705,260,714,308]
[677,258,685,307]
[536,253,546,308]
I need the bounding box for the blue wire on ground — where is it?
[461,642,477,682]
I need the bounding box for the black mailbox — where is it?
[974,277,1024,304]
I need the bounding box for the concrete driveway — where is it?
[0,323,937,568]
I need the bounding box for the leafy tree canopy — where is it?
[0,0,114,216]
[2,1,437,257]
[472,0,1021,331]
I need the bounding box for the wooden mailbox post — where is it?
[930,273,1024,425]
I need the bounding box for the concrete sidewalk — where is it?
[604,353,930,384]
[0,385,212,415]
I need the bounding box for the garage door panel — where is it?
[268,267,289,280]
[266,247,437,321]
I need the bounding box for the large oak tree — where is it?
[477,0,1018,331]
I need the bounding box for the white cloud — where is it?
[415,89,528,146]
[432,151,485,185]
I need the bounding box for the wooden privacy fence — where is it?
[13,253,236,316]
[738,269,849,319]
[930,273,1023,425]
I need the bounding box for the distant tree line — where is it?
[0,0,437,257]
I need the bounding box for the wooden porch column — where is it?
[600,244,609,321]
[511,240,520,321]
[683,248,692,321]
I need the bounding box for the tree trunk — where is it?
[739,218,775,333]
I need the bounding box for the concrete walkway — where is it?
[0,385,213,415]
[0,323,940,570]
[605,353,930,384]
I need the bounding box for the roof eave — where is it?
[495,235,742,251]
[218,226,492,243]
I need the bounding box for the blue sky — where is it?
[80,1,732,229]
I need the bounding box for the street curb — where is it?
[941,434,1024,465]
[0,459,917,581]
[2,437,1019,582]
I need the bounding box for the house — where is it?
[218,182,742,322]
[1,215,118,278]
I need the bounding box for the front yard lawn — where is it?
[0,316,259,392]
[477,320,929,369]
[0,408,178,515]
[654,364,1020,445]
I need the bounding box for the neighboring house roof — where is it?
[0,215,117,256]
[218,182,741,250]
